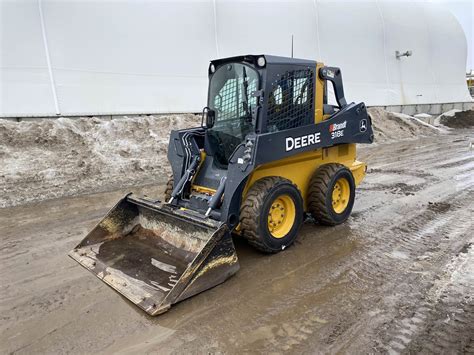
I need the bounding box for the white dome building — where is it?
[1,0,472,117]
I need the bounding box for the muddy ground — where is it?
[1,128,473,354]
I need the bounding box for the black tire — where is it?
[164,175,174,201]
[240,177,304,253]
[307,163,355,226]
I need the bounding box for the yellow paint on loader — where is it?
[241,145,366,211]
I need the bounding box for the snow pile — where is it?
[414,113,432,120]
[0,108,453,208]
[0,114,200,208]
[368,107,441,142]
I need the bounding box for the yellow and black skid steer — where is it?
[69,55,374,315]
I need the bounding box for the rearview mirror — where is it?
[202,107,216,129]
[206,109,216,128]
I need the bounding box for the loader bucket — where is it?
[68,194,239,316]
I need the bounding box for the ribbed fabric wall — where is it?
[0,0,471,117]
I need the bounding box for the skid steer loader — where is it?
[69,55,373,315]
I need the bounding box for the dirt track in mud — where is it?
[1,130,473,354]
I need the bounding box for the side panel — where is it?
[254,102,373,164]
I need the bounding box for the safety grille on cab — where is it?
[267,69,314,132]
[215,75,257,122]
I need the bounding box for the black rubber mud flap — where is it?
[68,194,239,316]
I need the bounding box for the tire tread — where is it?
[240,177,298,253]
[308,163,348,226]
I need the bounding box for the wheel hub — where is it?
[267,194,296,238]
[332,177,350,213]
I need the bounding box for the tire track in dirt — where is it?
[329,191,473,353]
[381,242,473,354]
[318,132,474,352]
[375,204,472,353]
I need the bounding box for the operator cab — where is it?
[203,55,317,169]
[193,55,349,193]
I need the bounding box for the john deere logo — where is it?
[326,69,335,78]
[286,132,321,152]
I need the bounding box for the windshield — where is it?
[207,63,259,166]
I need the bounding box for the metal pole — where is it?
[38,0,60,115]
[213,0,220,58]
[291,34,294,58]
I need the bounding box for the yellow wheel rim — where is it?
[267,194,296,239]
[332,177,350,214]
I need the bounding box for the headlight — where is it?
[210,64,216,73]
[257,56,266,67]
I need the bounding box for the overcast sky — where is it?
[432,0,473,72]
